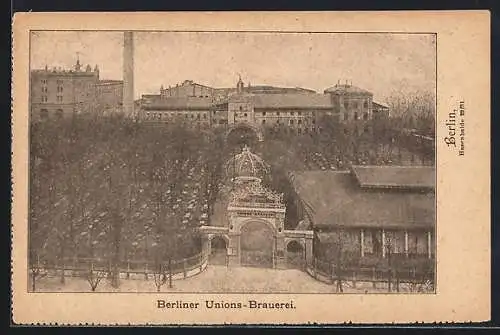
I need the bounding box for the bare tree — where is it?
[85,262,108,292]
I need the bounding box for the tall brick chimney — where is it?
[123,31,134,117]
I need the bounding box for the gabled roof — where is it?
[250,93,332,109]
[324,84,373,96]
[351,166,435,190]
[373,101,389,109]
[289,170,435,229]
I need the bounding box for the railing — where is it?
[228,201,286,209]
[31,250,210,282]
[306,257,435,293]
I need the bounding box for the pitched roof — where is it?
[351,166,435,190]
[323,84,373,96]
[373,101,389,109]
[143,96,213,110]
[250,93,332,109]
[289,170,435,229]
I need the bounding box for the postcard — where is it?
[11,11,490,325]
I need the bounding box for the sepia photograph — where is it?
[28,30,436,294]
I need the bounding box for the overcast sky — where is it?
[31,31,436,102]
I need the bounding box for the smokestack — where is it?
[123,31,134,117]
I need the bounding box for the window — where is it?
[354,112,359,120]
[276,112,280,117]
[244,113,247,117]
[41,79,47,84]
[353,101,358,109]
[191,114,194,119]
[290,111,295,116]
[289,119,294,125]
[364,101,368,109]
[298,119,302,124]
[262,111,266,116]
[197,113,200,120]
[298,111,302,116]
[344,101,349,109]
[57,86,63,93]
[41,96,48,102]
[203,114,207,120]
[185,114,188,119]
[297,128,302,134]
[363,112,369,120]
[56,96,63,102]
[276,120,280,124]
[239,106,243,111]
[262,119,266,124]
[312,119,316,124]
[344,112,349,121]
[56,80,63,85]
[364,125,370,133]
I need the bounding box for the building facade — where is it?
[289,166,435,271]
[96,80,124,115]
[30,60,99,120]
[139,78,387,136]
[30,60,124,121]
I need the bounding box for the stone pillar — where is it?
[275,234,286,269]
[382,229,386,258]
[123,31,134,117]
[203,236,211,256]
[360,229,365,258]
[227,233,240,267]
[305,236,314,266]
[404,231,409,257]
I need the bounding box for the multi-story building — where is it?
[96,79,124,115]
[30,59,123,121]
[139,77,388,137]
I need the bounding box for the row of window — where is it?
[145,112,209,120]
[261,118,315,125]
[40,95,64,102]
[235,108,309,117]
[41,86,64,93]
[345,111,370,121]
[340,101,370,109]
[39,109,64,119]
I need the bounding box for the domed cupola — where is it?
[225,145,270,180]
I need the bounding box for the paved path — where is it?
[34,265,352,293]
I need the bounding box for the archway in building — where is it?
[56,109,64,119]
[240,220,275,268]
[40,109,49,120]
[286,240,305,269]
[226,124,261,150]
[209,236,227,265]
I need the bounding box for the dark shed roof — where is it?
[289,169,435,230]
